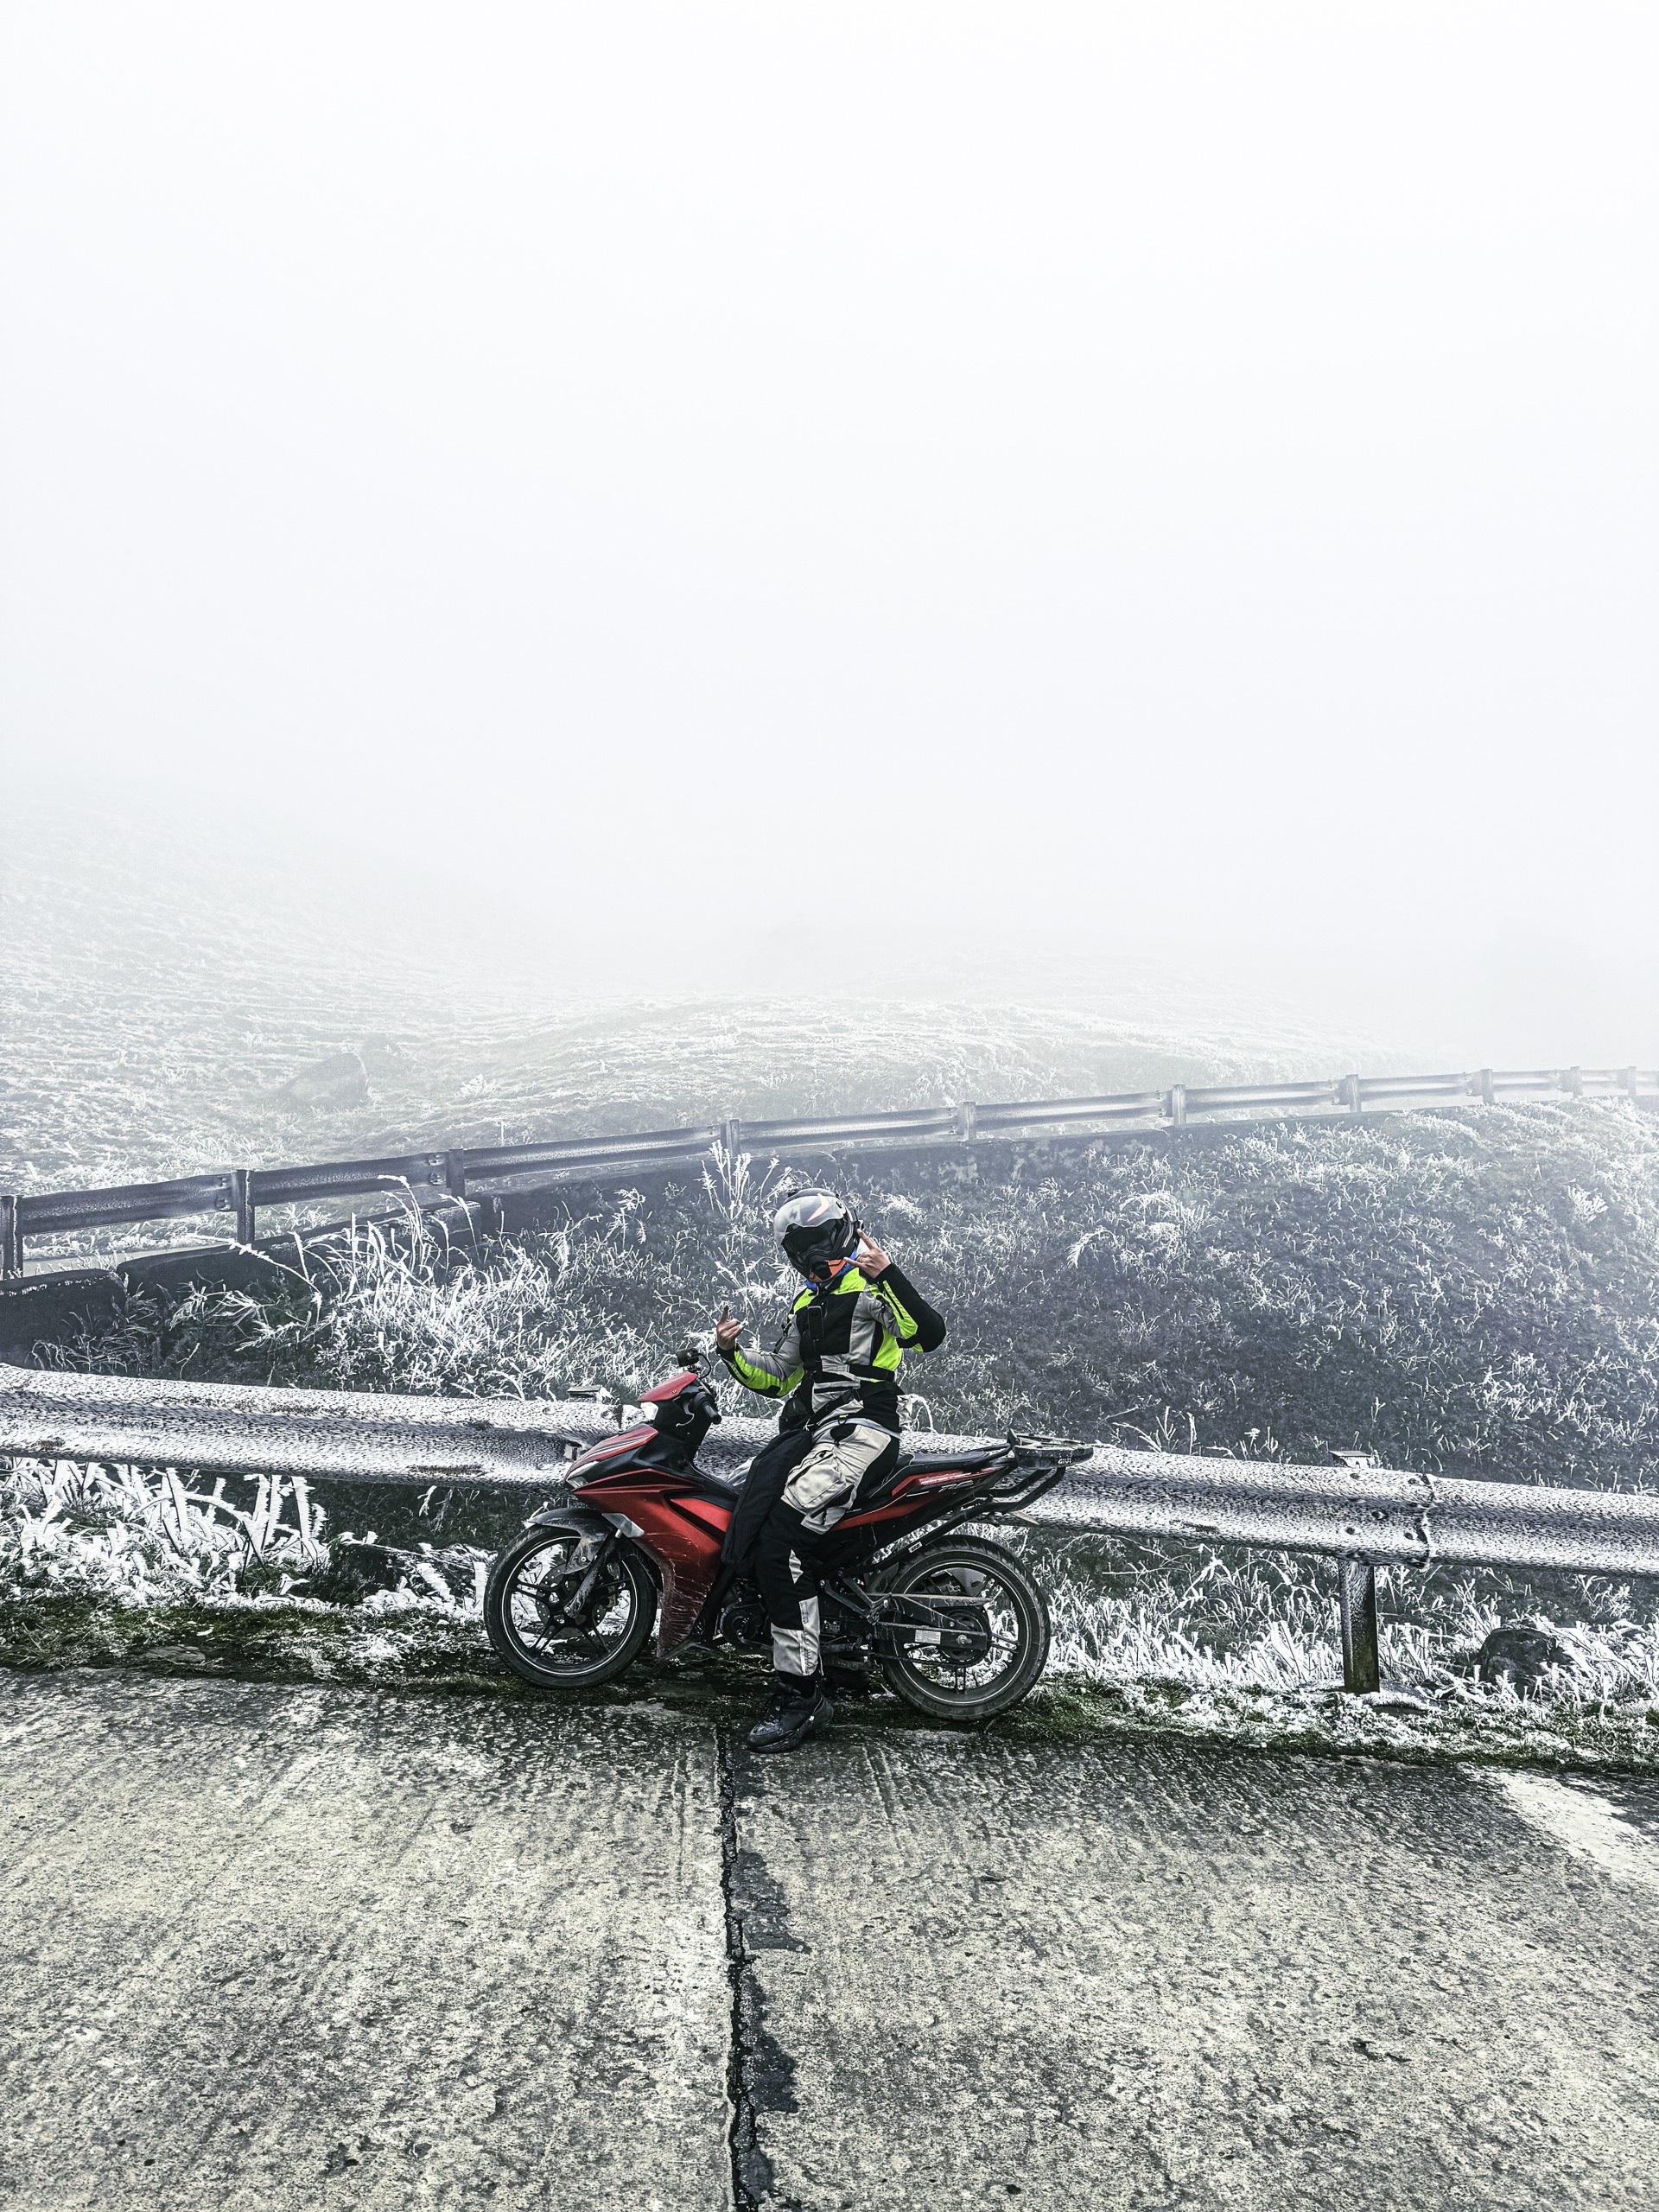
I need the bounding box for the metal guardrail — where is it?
[3,1063,1655,1277]
[4,1363,1658,1693]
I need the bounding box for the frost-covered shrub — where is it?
[0,1457,327,1604]
[35,1183,783,1405]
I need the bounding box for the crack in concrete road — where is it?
[718,1726,802,2212]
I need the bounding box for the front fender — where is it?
[524,1501,616,1539]
[523,1501,663,1591]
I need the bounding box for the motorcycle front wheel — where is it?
[484,1527,657,1690]
[874,1537,1050,1723]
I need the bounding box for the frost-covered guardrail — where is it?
[6,1363,1658,1694]
[2,1060,1655,1278]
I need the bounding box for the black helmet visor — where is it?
[781,1218,853,1274]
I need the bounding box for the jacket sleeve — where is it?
[721,1306,804,1397]
[874,1262,947,1354]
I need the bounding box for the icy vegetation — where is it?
[12,1099,1659,1752]
[0,1454,329,1605]
[35,1101,1659,1485]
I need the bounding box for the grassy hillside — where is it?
[57,1102,1658,1491]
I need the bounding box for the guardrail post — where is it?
[955,1101,977,1142]
[229,1169,255,1247]
[1564,1065,1583,1099]
[1338,1558,1381,1693]
[0,1196,20,1278]
[1477,1068,1495,1106]
[1339,1074,1361,1116]
[1331,1448,1382,1691]
[443,1151,467,1202]
[1623,1065,1640,1104]
[1165,1085,1186,1131]
[720,1117,740,1159]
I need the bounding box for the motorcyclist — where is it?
[711,1189,947,1752]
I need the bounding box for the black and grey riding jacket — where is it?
[721,1262,947,1433]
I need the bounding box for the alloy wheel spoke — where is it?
[897,1568,1024,1693]
[508,1563,633,1669]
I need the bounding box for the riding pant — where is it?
[750,1416,899,1681]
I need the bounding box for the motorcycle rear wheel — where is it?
[485,1527,657,1690]
[874,1536,1050,1723]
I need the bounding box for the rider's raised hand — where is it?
[715,1303,742,1354]
[856,1236,891,1278]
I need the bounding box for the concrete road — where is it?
[3,1674,1658,2211]
[0,1675,730,2211]
[732,1733,1659,2210]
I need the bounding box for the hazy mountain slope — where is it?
[3,800,1406,1204]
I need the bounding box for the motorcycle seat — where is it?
[855,1444,1010,1510]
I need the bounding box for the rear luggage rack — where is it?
[1005,1433,1091,1465]
[982,1436,1090,1516]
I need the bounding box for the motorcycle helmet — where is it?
[773,1189,858,1279]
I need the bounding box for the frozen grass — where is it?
[0,1450,497,1624]
[1039,1541,1659,1705]
[0,1454,329,1606]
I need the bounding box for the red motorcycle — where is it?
[483,1353,1087,1723]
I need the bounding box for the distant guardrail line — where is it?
[6,1362,1659,1691]
[2,1062,1656,1279]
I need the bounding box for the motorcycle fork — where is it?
[563,1531,620,1618]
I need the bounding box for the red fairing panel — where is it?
[672,1497,731,1536]
[639,1372,696,1404]
[575,1425,658,1466]
[578,1467,728,1653]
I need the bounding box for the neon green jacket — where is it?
[721,1262,946,1431]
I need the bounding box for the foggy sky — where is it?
[3,6,1656,1035]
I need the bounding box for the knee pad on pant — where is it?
[782,1419,895,1532]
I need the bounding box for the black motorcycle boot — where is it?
[746,1671,834,1753]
